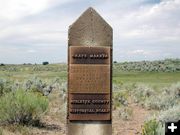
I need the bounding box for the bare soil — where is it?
[113,102,151,135]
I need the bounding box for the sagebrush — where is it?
[0,89,48,125]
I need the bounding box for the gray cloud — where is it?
[0,0,179,64]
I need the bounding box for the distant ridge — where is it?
[114,58,180,72]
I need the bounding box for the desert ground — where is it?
[0,59,180,135]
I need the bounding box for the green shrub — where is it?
[113,91,128,109]
[144,94,178,110]
[144,83,180,110]
[131,84,154,106]
[0,89,48,125]
[42,62,49,65]
[0,79,12,96]
[158,105,180,122]
[23,77,54,96]
[166,82,180,98]
[113,58,180,72]
[142,119,164,135]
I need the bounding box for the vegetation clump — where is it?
[142,119,164,135]
[144,83,180,110]
[114,58,180,72]
[0,79,12,96]
[113,91,128,109]
[0,89,48,125]
[141,83,180,135]
[158,105,180,122]
[23,77,54,96]
[42,62,49,65]
[131,84,155,106]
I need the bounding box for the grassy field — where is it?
[1,63,180,88]
[0,61,179,135]
[0,64,67,81]
[113,71,180,88]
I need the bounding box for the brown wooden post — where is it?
[67,7,113,135]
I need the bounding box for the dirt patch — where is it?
[113,101,151,135]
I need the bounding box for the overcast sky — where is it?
[0,0,180,64]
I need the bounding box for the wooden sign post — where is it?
[67,7,112,135]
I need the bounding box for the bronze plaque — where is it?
[68,46,111,121]
[69,94,110,120]
[69,65,110,93]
